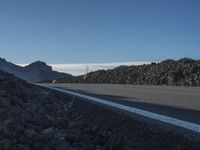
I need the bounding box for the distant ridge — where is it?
[43,58,200,87]
[0,58,72,82]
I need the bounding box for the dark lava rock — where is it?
[0,70,73,149]
[24,128,38,139]
[0,139,11,150]
[0,69,200,150]
[51,58,200,86]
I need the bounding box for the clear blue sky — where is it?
[0,0,199,64]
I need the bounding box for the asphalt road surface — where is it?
[41,83,200,125]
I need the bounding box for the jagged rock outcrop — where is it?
[0,58,71,82]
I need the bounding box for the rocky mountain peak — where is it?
[0,58,6,63]
[178,57,195,64]
[0,58,71,82]
[161,59,176,64]
[25,61,52,71]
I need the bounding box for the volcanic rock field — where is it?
[0,70,200,149]
[52,58,200,87]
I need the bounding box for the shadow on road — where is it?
[64,88,200,124]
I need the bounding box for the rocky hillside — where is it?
[0,58,71,82]
[53,58,200,86]
[1,70,200,149]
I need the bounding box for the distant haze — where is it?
[19,62,152,76]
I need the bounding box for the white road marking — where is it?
[49,86,200,134]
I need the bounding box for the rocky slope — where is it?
[52,58,200,86]
[0,58,71,82]
[1,70,200,149]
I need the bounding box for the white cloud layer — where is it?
[50,62,152,76]
[18,62,152,76]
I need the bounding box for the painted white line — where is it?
[49,86,200,134]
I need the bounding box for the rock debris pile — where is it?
[53,58,200,86]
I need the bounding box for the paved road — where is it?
[41,83,200,124]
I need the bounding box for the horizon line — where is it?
[18,61,153,76]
